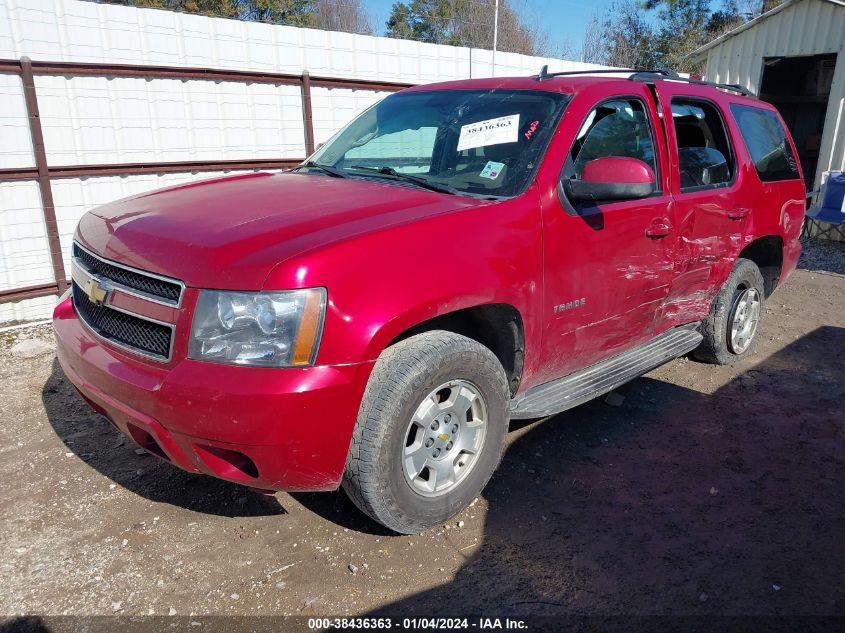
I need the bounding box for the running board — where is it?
[510,325,703,419]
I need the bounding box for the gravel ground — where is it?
[1,243,843,626]
[798,236,845,276]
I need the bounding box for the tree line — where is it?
[103,0,375,35]
[99,0,785,71]
[583,0,784,72]
[384,0,559,57]
[385,0,785,67]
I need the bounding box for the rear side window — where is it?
[730,104,800,182]
[670,99,735,191]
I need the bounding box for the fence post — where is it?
[20,56,67,294]
[301,70,315,156]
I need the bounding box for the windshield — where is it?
[306,89,569,198]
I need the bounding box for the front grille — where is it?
[72,243,182,304]
[73,282,173,360]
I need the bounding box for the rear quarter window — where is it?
[730,104,800,182]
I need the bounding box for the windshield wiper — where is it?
[348,165,457,195]
[294,161,349,178]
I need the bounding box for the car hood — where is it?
[76,172,486,290]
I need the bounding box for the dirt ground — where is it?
[1,240,844,624]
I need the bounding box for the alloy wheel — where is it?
[401,380,488,497]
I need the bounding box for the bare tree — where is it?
[581,0,658,68]
[313,0,373,34]
[581,12,605,64]
[734,0,763,18]
[583,0,770,73]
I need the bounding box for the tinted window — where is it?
[671,99,735,191]
[568,99,657,179]
[730,104,800,182]
[309,89,569,198]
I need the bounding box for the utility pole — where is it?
[491,0,499,76]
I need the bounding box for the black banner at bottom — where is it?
[3,616,845,633]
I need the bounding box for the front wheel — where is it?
[342,331,509,534]
[694,258,765,365]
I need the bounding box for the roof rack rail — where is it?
[534,65,757,98]
[629,70,757,97]
[535,65,677,80]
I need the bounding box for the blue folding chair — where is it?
[803,171,845,240]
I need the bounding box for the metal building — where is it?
[691,0,845,194]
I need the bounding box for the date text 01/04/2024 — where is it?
[306,617,528,629]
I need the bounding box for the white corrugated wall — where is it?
[0,0,611,324]
[699,0,845,191]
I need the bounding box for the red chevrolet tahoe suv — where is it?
[53,69,804,534]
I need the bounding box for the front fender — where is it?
[263,192,544,369]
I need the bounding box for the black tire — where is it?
[694,258,765,365]
[342,331,509,534]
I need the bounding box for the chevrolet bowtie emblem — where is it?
[86,278,108,305]
[438,433,450,441]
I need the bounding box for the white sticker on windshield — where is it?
[479,161,505,180]
[457,114,520,152]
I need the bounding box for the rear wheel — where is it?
[694,258,765,365]
[342,331,509,534]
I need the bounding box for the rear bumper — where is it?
[53,296,374,491]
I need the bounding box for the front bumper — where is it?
[53,296,374,491]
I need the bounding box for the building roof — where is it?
[691,0,845,61]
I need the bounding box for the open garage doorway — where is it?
[759,53,837,192]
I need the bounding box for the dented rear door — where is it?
[650,82,748,326]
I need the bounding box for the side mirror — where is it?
[563,156,656,202]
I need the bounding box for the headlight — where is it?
[188,288,326,367]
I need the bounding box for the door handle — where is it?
[727,208,750,220]
[645,221,672,238]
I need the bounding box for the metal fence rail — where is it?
[0,56,413,307]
